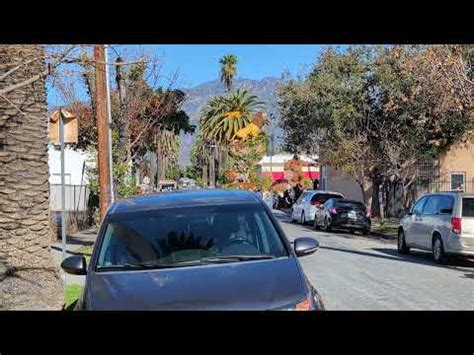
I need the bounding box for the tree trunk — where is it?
[386,181,397,218]
[0,45,63,309]
[115,58,131,164]
[357,175,373,212]
[371,177,381,218]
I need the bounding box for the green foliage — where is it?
[278,45,473,188]
[251,175,273,191]
[185,165,198,180]
[64,284,83,310]
[220,54,238,91]
[114,162,136,198]
[199,89,265,144]
[165,165,182,181]
[302,178,313,189]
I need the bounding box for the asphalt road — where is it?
[273,210,474,310]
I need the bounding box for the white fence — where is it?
[50,184,90,212]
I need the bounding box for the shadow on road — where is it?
[274,210,395,244]
[373,248,474,269]
[318,245,474,271]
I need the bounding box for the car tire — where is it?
[432,235,447,264]
[361,228,369,236]
[397,229,410,254]
[301,212,306,225]
[323,218,332,233]
[314,218,320,230]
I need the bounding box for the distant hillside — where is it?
[179,77,283,166]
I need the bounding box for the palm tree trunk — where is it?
[0,45,63,309]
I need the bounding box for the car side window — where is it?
[437,196,454,214]
[412,196,428,215]
[423,196,439,215]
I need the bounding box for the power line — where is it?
[109,45,121,58]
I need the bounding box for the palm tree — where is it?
[200,88,264,144]
[190,132,211,184]
[0,45,63,309]
[220,54,238,92]
[154,128,180,183]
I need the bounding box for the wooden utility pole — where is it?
[94,45,111,219]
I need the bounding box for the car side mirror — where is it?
[294,237,319,257]
[61,255,87,275]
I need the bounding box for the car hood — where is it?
[86,257,306,310]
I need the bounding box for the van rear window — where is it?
[462,198,474,217]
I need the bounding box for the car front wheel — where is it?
[313,217,320,230]
[323,218,332,232]
[301,212,306,225]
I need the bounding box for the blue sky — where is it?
[47,45,330,108]
[137,45,326,87]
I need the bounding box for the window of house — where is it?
[450,173,465,192]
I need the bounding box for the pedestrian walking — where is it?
[313,178,320,190]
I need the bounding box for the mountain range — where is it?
[179,77,283,166]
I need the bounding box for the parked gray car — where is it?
[61,189,325,310]
[291,190,344,225]
[398,192,474,263]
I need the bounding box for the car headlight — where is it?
[277,296,315,311]
[312,290,325,310]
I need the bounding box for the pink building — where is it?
[257,154,320,181]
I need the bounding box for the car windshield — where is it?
[96,204,288,270]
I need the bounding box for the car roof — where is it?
[108,189,261,214]
[423,192,474,198]
[304,190,344,195]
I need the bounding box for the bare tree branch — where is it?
[0,45,76,96]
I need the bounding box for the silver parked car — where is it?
[398,192,474,263]
[291,190,344,225]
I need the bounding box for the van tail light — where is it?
[330,207,338,215]
[451,217,462,234]
[366,211,371,218]
[295,297,313,311]
[310,200,321,206]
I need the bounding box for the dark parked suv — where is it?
[314,198,371,235]
[62,189,325,310]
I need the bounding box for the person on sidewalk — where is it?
[313,178,320,190]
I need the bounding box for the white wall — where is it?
[48,145,94,185]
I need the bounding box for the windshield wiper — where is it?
[97,255,277,271]
[97,259,206,271]
[202,255,277,263]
